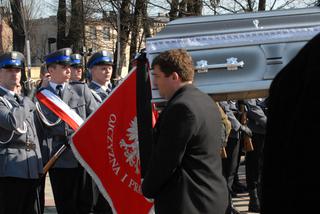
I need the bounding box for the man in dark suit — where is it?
[36,48,98,213]
[0,51,43,214]
[141,49,228,214]
[262,33,320,214]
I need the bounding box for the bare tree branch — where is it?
[276,0,296,10]
[247,0,254,11]
[270,0,277,10]
[147,0,170,12]
[234,0,247,11]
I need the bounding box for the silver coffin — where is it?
[146,7,320,101]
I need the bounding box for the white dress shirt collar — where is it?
[49,82,66,91]
[0,85,15,96]
[92,81,110,91]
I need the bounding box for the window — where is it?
[90,26,97,40]
[103,27,110,41]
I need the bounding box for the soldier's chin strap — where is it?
[35,101,62,127]
[0,96,28,144]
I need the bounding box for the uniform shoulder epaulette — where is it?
[90,89,102,103]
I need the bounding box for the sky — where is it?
[34,0,318,19]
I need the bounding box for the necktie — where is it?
[106,83,112,94]
[56,85,63,98]
[14,94,21,104]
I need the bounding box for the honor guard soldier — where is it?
[88,50,115,103]
[0,52,43,214]
[220,101,252,214]
[36,48,98,213]
[70,53,84,82]
[87,50,114,213]
[243,98,267,213]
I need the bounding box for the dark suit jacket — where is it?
[142,84,228,214]
[262,33,320,214]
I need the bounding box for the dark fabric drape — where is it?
[136,52,154,178]
[262,33,320,214]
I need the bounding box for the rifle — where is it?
[238,102,254,152]
[22,40,35,96]
[216,102,231,159]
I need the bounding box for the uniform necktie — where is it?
[56,85,63,98]
[14,94,21,104]
[106,83,112,94]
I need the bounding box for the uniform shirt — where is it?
[49,82,66,93]
[91,81,112,92]
[88,81,113,103]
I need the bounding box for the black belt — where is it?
[0,141,36,151]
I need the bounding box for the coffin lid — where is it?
[146,7,320,101]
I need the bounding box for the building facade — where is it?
[29,14,168,77]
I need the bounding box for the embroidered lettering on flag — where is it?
[71,67,154,214]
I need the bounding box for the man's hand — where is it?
[40,74,51,88]
[240,125,252,137]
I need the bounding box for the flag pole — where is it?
[42,144,67,175]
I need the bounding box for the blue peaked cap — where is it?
[87,50,113,69]
[70,53,83,67]
[0,51,25,69]
[45,48,72,65]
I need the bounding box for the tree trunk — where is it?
[67,0,84,52]
[10,0,25,52]
[169,0,179,20]
[129,0,144,62]
[9,0,27,90]
[258,0,266,11]
[142,1,151,38]
[113,0,131,78]
[187,0,202,16]
[178,0,187,17]
[57,0,67,49]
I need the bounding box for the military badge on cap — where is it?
[70,53,83,67]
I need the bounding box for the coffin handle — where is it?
[195,57,244,73]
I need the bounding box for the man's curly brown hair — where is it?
[151,49,194,82]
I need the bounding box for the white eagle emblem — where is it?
[120,117,140,174]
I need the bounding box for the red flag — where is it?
[71,67,153,214]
